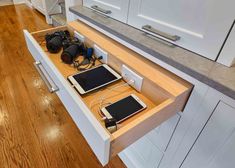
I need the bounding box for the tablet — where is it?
[101,94,147,123]
[68,64,122,94]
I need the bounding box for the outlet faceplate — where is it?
[94,44,108,64]
[121,65,143,92]
[74,31,85,42]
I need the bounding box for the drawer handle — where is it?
[142,25,180,42]
[91,5,112,14]
[34,62,59,93]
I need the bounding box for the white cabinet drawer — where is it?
[24,28,110,165]
[127,0,235,61]
[23,21,192,166]
[83,0,129,23]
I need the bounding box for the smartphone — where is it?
[101,94,147,123]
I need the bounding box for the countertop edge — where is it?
[69,6,235,100]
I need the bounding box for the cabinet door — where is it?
[83,0,129,22]
[128,0,235,60]
[181,101,235,168]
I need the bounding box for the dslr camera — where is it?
[45,30,70,53]
[45,30,94,67]
[61,38,85,64]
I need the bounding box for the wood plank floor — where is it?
[0,4,126,168]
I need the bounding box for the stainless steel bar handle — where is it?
[91,5,112,14]
[142,25,180,42]
[34,62,59,93]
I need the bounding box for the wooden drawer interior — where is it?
[30,21,192,159]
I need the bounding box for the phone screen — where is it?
[105,95,145,122]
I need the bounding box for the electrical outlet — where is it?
[94,44,108,64]
[121,65,143,92]
[74,31,85,42]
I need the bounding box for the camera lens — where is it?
[61,44,81,64]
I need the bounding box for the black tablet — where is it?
[68,64,122,94]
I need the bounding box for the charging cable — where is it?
[89,79,135,119]
[98,79,134,108]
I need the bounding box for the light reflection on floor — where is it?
[0,110,8,126]
[45,126,61,141]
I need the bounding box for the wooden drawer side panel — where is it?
[110,99,175,156]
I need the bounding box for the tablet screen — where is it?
[73,65,119,92]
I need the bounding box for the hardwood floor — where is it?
[0,4,126,168]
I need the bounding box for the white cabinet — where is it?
[128,136,164,168]
[120,114,180,168]
[127,0,235,61]
[83,0,130,22]
[65,0,82,22]
[31,0,64,24]
[158,87,235,168]
[217,24,235,67]
[181,101,235,168]
[32,0,46,14]
[146,114,180,152]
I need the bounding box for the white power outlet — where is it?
[121,65,143,92]
[74,31,85,42]
[94,44,108,64]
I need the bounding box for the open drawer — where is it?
[23,20,192,166]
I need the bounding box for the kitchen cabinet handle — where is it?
[91,5,112,14]
[34,61,59,93]
[142,25,180,42]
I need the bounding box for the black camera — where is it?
[61,38,85,64]
[45,30,95,69]
[45,30,70,53]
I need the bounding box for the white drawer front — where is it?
[120,114,180,168]
[127,0,235,60]
[83,0,129,23]
[146,113,180,152]
[23,30,111,166]
[128,136,164,168]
